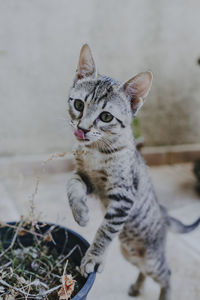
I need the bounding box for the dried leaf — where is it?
[58,274,76,300]
[43,233,53,242]
[18,229,27,236]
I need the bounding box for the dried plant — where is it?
[0,221,83,299]
[42,152,67,165]
[0,152,85,300]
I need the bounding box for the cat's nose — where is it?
[77,125,90,134]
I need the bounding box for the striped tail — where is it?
[167,216,200,234]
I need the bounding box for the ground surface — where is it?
[0,156,200,300]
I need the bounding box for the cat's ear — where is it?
[75,44,97,81]
[122,71,153,115]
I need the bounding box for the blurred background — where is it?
[1,0,200,155]
[0,1,200,300]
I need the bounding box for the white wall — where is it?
[0,0,200,155]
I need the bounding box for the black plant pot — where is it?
[0,222,96,300]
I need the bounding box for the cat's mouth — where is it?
[74,129,90,142]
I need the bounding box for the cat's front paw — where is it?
[80,250,104,277]
[71,201,89,227]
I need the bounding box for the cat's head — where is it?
[68,44,152,148]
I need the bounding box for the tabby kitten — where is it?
[67,44,200,300]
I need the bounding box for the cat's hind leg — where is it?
[128,272,146,297]
[157,269,171,300]
[120,243,146,297]
[146,253,171,300]
[158,284,171,300]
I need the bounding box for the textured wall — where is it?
[0,0,200,155]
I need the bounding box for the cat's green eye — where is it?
[74,99,84,112]
[99,111,113,123]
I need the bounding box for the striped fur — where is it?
[66,45,200,300]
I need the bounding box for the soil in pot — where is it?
[0,220,87,300]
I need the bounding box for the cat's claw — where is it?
[72,202,89,227]
[80,250,104,277]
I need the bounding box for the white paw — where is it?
[79,250,104,277]
[72,201,89,227]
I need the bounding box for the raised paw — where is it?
[128,284,140,297]
[79,249,104,277]
[71,200,89,227]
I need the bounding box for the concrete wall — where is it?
[0,0,200,155]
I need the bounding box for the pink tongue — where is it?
[74,129,85,140]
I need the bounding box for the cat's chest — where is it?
[85,151,103,170]
[75,148,103,170]
[74,147,110,194]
